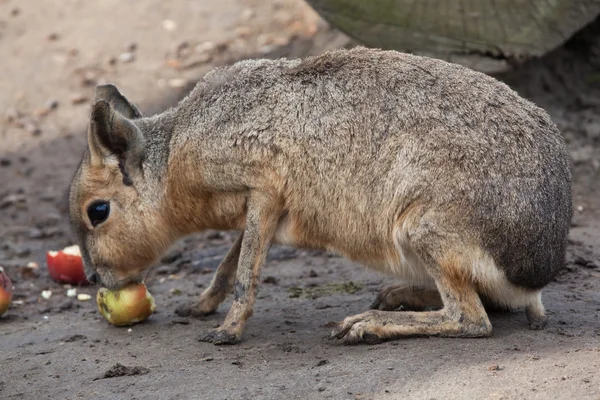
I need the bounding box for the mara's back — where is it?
[176,47,572,289]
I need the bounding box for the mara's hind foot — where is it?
[525,291,548,330]
[370,283,443,311]
[332,306,492,344]
[334,263,492,343]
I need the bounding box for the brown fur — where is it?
[69,47,571,344]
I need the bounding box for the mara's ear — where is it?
[87,100,145,167]
[94,84,142,119]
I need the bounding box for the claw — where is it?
[175,302,215,318]
[330,322,351,340]
[199,329,241,345]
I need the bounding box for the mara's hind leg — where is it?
[333,223,492,344]
[370,282,443,311]
[525,290,548,330]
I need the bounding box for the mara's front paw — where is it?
[199,328,241,345]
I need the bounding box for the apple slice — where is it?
[0,267,13,316]
[46,245,89,285]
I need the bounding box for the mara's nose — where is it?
[87,273,99,284]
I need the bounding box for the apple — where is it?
[46,245,89,285]
[96,282,156,327]
[0,267,13,316]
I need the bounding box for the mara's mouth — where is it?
[100,273,144,291]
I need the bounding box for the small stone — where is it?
[4,107,19,123]
[127,43,138,52]
[160,248,182,264]
[70,94,88,105]
[0,158,11,167]
[41,290,53,300]
[156,265,177,276]
[45,98,59,110]
[77,294,92,301]
[309,270,318,278]
[22,119,42,136]
[28,229,41,239]
[1,194,26,209]
[118,52,135,63]
[262,276,278,284]
[260,45,276,55]
[241,8,254,20]
[236,26,251,37]
[67,288,77,297]
[10,8,20,17]
[168,78,187,88]
[19,262,40,280]
[162,19,177,31]
[80,70,98,87]
[195,41,217,54]
[58,300,74,310]
[46,33,60,41]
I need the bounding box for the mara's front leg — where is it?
[200,194,281,345]
[175,233,243,317]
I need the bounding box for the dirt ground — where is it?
[1,1,600,399]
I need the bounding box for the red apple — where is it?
[46,245,89,285]
[96,282,156,327]
[0,267,13,316]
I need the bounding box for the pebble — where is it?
[0,194,26,209]
[162,19,177,31]
[195,41,217,54]
[70,93,88,105]
[4,107,19,123]
[168,78,187,88]
[19,262,40,280]
[41,290,53,300]
[45,98,59,110]
[0,158,11,167]
[118,52,135,63]
[160,248,182,264]
[58,299,74,310]
[77,293,92,301]
[23,119,42,136]
[67,288,77,297]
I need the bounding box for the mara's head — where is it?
[69,85,174,290]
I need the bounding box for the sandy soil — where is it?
[1,1,599,399]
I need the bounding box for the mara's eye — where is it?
[87,201,110,227]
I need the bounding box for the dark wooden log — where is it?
[306,0,600,67]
